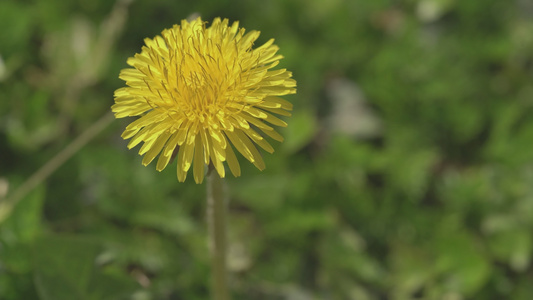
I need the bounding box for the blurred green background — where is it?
[2,0,533,299]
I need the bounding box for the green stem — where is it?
[207,172,230,300]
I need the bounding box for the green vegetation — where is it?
[2,0,533,299]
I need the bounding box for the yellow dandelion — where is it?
[112,17,296,184]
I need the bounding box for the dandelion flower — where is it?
[112,17,296,183]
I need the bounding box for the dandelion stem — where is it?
[207,171,230,300]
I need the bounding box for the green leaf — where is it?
[1,184,44,243]
[33,235,100,300]
[488,229,532,272]
[434,231,491,295]
[33,234,136,300]
[281,109,316,153]
[0,1,33,56]
[388,243,433,297]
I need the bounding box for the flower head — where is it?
[112,17,296,183]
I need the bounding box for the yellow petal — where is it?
[235,130,265,170]
[156,132,181,171]
[200,129,211,164]
[180,141,195,172]
[243,127,274,153]
[225,144,241,177]
[261,128,284,142]
[224,130,254,163]
[193,137,205,184]
[142,131,171,166]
